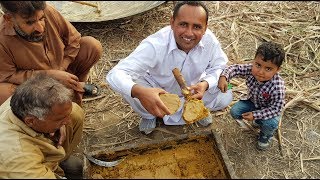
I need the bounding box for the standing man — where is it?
[0,73,84,178]
[106,1,233,134]
[0,1,103,106]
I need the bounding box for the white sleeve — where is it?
[106,41,157,97]
[201,32,228,90]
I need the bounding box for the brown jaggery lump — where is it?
[182,98,209,124]
[89,138,227,179]
[171,68,209,124]
[159,93,181,114]
[159,93,209,124]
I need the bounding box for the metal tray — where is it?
[83,129,237,179]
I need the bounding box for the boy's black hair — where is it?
[255,42,285,67]
[173,1,209,25]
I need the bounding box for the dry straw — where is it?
[75,1,319,178]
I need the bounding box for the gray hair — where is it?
[10,73,73,120]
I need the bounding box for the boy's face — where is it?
[252,55,280,82]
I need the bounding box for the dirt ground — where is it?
[71,1,319,179]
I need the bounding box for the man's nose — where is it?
[34,21,44,33]
[185,26,193,36]
[257,68,264,75]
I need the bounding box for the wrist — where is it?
[200,80,209,91]
[219,75,227,81]
[131,84,143,98]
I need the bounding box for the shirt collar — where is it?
[9,110,39,137]
[0,16,18,36]
[198,35,205,48]
[254,73,278,86]
[168,29,205,55]
[168,30,179,54]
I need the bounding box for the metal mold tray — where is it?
[83,130,237,179]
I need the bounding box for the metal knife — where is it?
[84,153,125,167]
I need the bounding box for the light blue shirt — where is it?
[106,25,228,98]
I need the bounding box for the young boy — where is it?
[218,41,286,150]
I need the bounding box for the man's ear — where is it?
[203,24,208,35]
[170,16,174,28]
[277,67,281,73]
[24,116,37,127]
[3,13,12,22]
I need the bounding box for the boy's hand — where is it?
[242,112,254,121]
[218,76,228,93]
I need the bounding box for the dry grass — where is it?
[71,1,319,178]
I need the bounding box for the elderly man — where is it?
[106,1,233,134]
[0,1,103,106]
[0,73,84,178]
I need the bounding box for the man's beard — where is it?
[14,25,44,42]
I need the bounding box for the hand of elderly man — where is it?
[49,125,67,148]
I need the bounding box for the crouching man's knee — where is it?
[80,36,103,60]
[0,83,17,106]
[63,102,84,159]
[204,89,233,111]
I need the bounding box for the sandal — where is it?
[83,83,100,96]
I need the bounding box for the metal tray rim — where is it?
[83,129,238,179]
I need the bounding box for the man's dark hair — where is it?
[173,1,209,24]
[255,42,285,67]
[0,1,46,18]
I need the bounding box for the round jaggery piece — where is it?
[182,99,209,124]
[159,93,181,115]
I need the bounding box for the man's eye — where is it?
[40,17,46,21]
[179,23,187,27]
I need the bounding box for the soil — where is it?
[71,1,320,179]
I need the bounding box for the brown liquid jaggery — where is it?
[89,138,227,179]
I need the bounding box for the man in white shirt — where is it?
[106,1,232,134]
